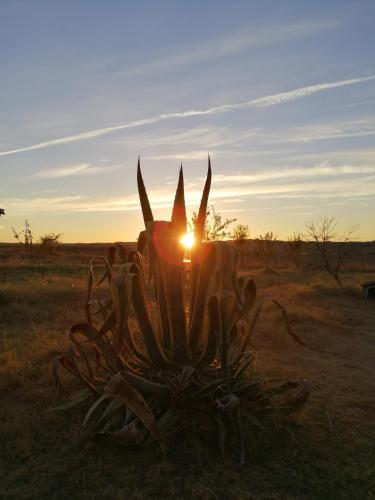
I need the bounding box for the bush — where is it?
[53,158,310,466]
[231,224,249,266]
[254,231,277,269]
[39,233,62,255]
[287,233,304,269]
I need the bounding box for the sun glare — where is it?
[180,231,195,250]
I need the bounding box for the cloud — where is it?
[1,74,374,157]
[271,116,375,143]
[4,162,375,214]
[339,100,375,109]
[211,164,375,184]
[32,163,123,179]
[129,20,339,76]
[126,116,375,160]
[287,148,375,164]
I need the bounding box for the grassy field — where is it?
[0,248,374,499]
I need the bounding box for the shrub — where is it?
[53,158,310,466]
[39,233,62,255]
[254,231,277,269]
[287,233,304,269]
[305,217,358,285]
[12,220,33,249]
[191,205,236,242]
[231,224,249,266]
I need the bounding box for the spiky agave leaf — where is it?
[104,371,160,444]
[194,156,212,245]
[171,165,187,236]
[137,157,154,228]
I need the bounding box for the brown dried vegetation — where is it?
[52,159,309,466]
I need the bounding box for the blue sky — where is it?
[1,0,375,242]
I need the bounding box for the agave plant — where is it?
[53,157,310,465]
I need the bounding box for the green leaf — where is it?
[50,388,93,411]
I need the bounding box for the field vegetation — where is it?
[1,235,374,499]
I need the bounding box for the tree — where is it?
[0,208,5,217]
[305,217,358,285]
[287,233,304,269]
[254,231,277,269]
[231,224,249,266]
[191,205,236,242]
[39,233,62,255]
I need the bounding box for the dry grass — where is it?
[0,251,374,499]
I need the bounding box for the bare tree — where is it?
[287,233,304,269]
[191,205,236,242]
[231,224,249,266]
[305,217,358,285]
[254,231,277,269]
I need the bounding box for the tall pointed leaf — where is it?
[194,156,212,244]
[137,158,154,227]
[171,165,187,235]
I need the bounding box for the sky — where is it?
[1,0,375,242]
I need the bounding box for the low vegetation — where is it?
[0,164,374,498]
[287,233,304,270]
[305,217,358,285]
[12,219,33,253]
[1,256,374,498]
[231,224,249,266]
[254,231,278,270]
[191,205,237,242]
[53,160,309,467]
[39,232,63,255]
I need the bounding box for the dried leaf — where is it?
[105,371,160,442]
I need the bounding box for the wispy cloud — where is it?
[287,148,375,164]
[4,162,375,214]
[1,75,374,158]
[272,116,375,143]
[129,20,339,75]
[32,163,123,179]
[339,100,375,109]
[211,164,375,185]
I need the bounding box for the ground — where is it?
[0,246,374,499]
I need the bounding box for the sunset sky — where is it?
[1,0,375,242]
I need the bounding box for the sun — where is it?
[180,231,195,250]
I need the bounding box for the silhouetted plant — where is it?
[12,220,33,254]
[53,159,310,466]
[191,205,236,242]
[39,233,62,255]
[305,217,357,285]
[24,220,33,250]
[287,233,304,269]
[254,231,277,269]
[231,224,249,266]
[12,227,21,245]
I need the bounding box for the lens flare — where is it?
[180,231,195,250]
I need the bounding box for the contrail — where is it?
[1,74,374,158]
